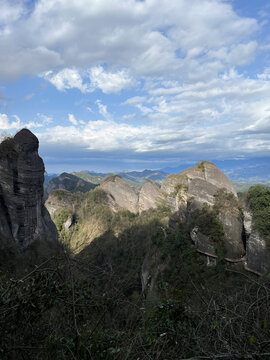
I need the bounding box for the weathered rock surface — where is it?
[45,189,74,216]
[0,129,58,250]
[162,161,244,259]
[243,206,270,275]
[101,175,139,213]
[139,180,160,213]
[161,161,236,211]
[190,226,216,257]
[46,172,96,194]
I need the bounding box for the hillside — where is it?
[46,172,97,194]
[2,181,270,359]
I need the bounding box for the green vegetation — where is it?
[196,160,205,172]
[214,188,239,213]
[171,183,188,197]
[2,184,270,358]
[190,204,225,253]
[48,173,96,193]
[72,171,104,184]
[1,226,270,359]
[155,198,172,218]
[248,185,270,243]
[233,181,270,195]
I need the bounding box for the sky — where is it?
[0,0,270,174]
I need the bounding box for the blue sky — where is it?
[0,0,270,175]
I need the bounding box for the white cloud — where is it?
[0,114,21,130]
[96,100,112,121]
[208,41,257,66]
[42,68,90,93]
[124,96,147,105]
[89,66,136,94]
[257,67,270,80]
[2,0,270,163]
[68,113,78,125]
[0,112,53,130]
[0,1,25,26]
[24,113,53,128]
[122,113,136,121]
[0,0,260,82]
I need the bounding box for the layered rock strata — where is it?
[0,129,58,250]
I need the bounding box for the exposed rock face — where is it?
[0,129,58,250]
[45,189,74,216]
[161,161,236,211]
[46,172,96,194]
[218,208,244,259]
[243,206,270,275]
[190,226,216,258]
[101,175,139,213]
[139,180,160,213]
[162,161,244,259]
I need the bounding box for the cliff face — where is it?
[139,180,160,213]
[0,129,58,251]
[100,175,139,213]
[100,176,162,214]
[162,161,245,260]
[243,205,270,275]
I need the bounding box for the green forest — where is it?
[1,185,270,359]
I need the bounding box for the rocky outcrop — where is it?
[139,180,160,213]
[161,161,236,211]
[243,206,270,275]
[45,189,75,216]
[46,172,96,194]
[0,129,58,251]
[190,226,216,261]
[162,161,245,260]
[101,175,139,213]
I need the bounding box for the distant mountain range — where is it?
[45,157,270,194]
[73,169,168,183]
[45,169,168,194]
[161,157,270,183]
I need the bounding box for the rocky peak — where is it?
[13,128,39,153]
[162,161,245,260]
[0,129,58,251]
[100,175,139,213]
